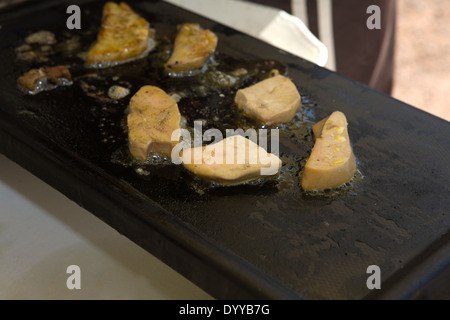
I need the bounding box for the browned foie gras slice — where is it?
[85,2,153,67]
[301,111,357,191]
[234,74,301,126]
[180,135,282,184]
[17,65,72,95]
[165,23,218,75]
[127,85,181,161]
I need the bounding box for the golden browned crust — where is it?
[165,23,218,74]
[85,2,151,67]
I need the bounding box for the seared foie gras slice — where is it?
[86,2,152,67]
[127,86,181,161]
[17,65,72,95]
[165,23,218,74]
[181,135,282,184]
[301,111,357,191]
[234,75,301,126]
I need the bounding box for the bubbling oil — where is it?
[28,27,363,198]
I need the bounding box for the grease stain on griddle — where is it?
[13,22,363,200]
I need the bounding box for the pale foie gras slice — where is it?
[234,74,301,126]
[301,111,357,191]
[127,85,181,161]
[181,135,282,184]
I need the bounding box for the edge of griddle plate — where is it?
[0,108,304,300]
[3,105,449,300]
[365,230,450,300]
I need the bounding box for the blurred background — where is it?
[392,0,450,122]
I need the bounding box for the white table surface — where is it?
[0,0,324,300]
[0,153,214,299]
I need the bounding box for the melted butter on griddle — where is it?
[15,26,363,196]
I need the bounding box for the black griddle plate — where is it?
[1,0,449,300]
